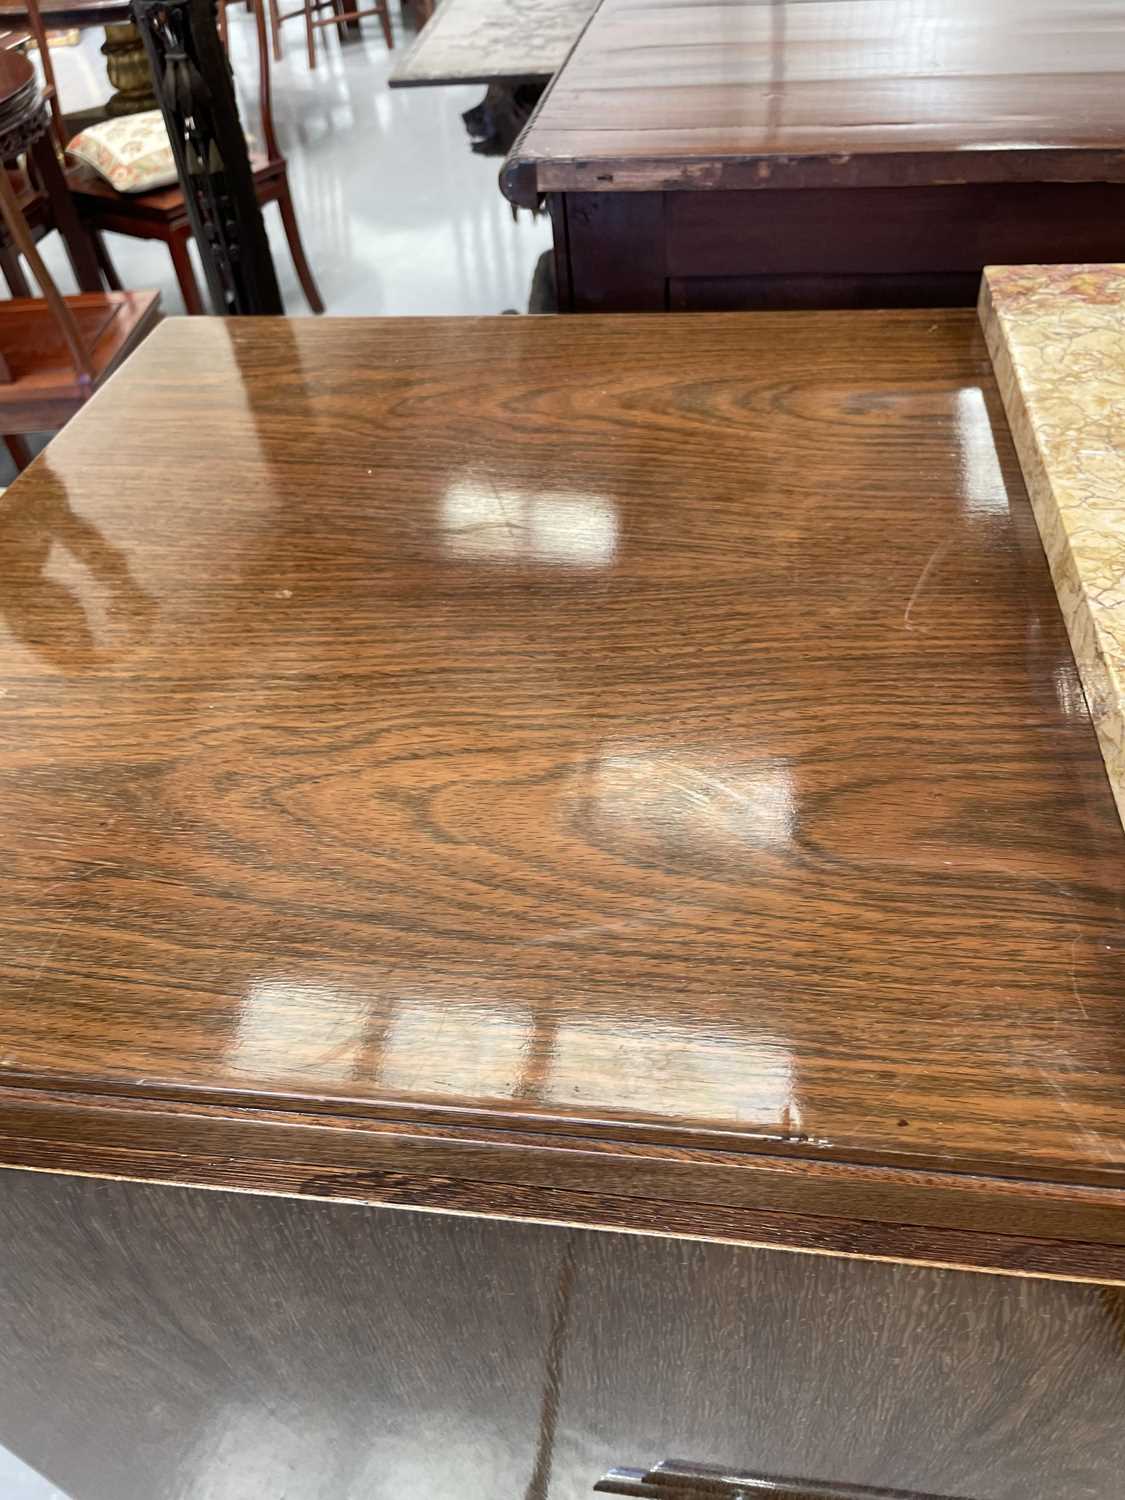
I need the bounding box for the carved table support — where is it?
[131,0,282,313]
[462,80,543,156]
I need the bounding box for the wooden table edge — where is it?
[498,0,605,204]
[1,1086,1123,1281]
[2,1062,1123,1189]
[499,148,1125,208]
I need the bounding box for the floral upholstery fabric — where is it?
[66,110,177,193]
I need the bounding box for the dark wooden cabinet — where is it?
[529,184,1125,316]
[1,1169,1122,1500]
[504,0,1125,312]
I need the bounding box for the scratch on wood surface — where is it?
[19,919,73,1003]
[903,537,954,631]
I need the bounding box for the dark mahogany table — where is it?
[0,314,1122,1499]
[503,0,1125,311]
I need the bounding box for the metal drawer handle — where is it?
[594,1459,965,1500]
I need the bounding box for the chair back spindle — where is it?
[21,0,65,152]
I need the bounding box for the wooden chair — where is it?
[268,0,393,69]
[0,50,160,471]
[28,0,322,315]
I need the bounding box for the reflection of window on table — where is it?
[441,476,619,569]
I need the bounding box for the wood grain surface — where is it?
[504,0,1125,201]
[1,313,1124,1267]
[1,1167,1123,1499]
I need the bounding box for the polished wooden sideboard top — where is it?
[504,0,1125,205]
[0,313,1123,1280]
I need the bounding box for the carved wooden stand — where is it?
[130,0,283,313]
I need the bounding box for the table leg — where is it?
[462,83,544,156]
[101,23,158,116]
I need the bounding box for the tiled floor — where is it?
[0,1443,69,1498]
[0,20,553,1494]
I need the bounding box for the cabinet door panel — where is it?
[0,1169,1120,1500]
[551,1233,1124,1500]
[0,1169,565,1500]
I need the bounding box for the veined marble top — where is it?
[981,264,1125,831]
[390,0,594,86]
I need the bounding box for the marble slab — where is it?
[390,0,594,86]
[980,263,1125,830]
